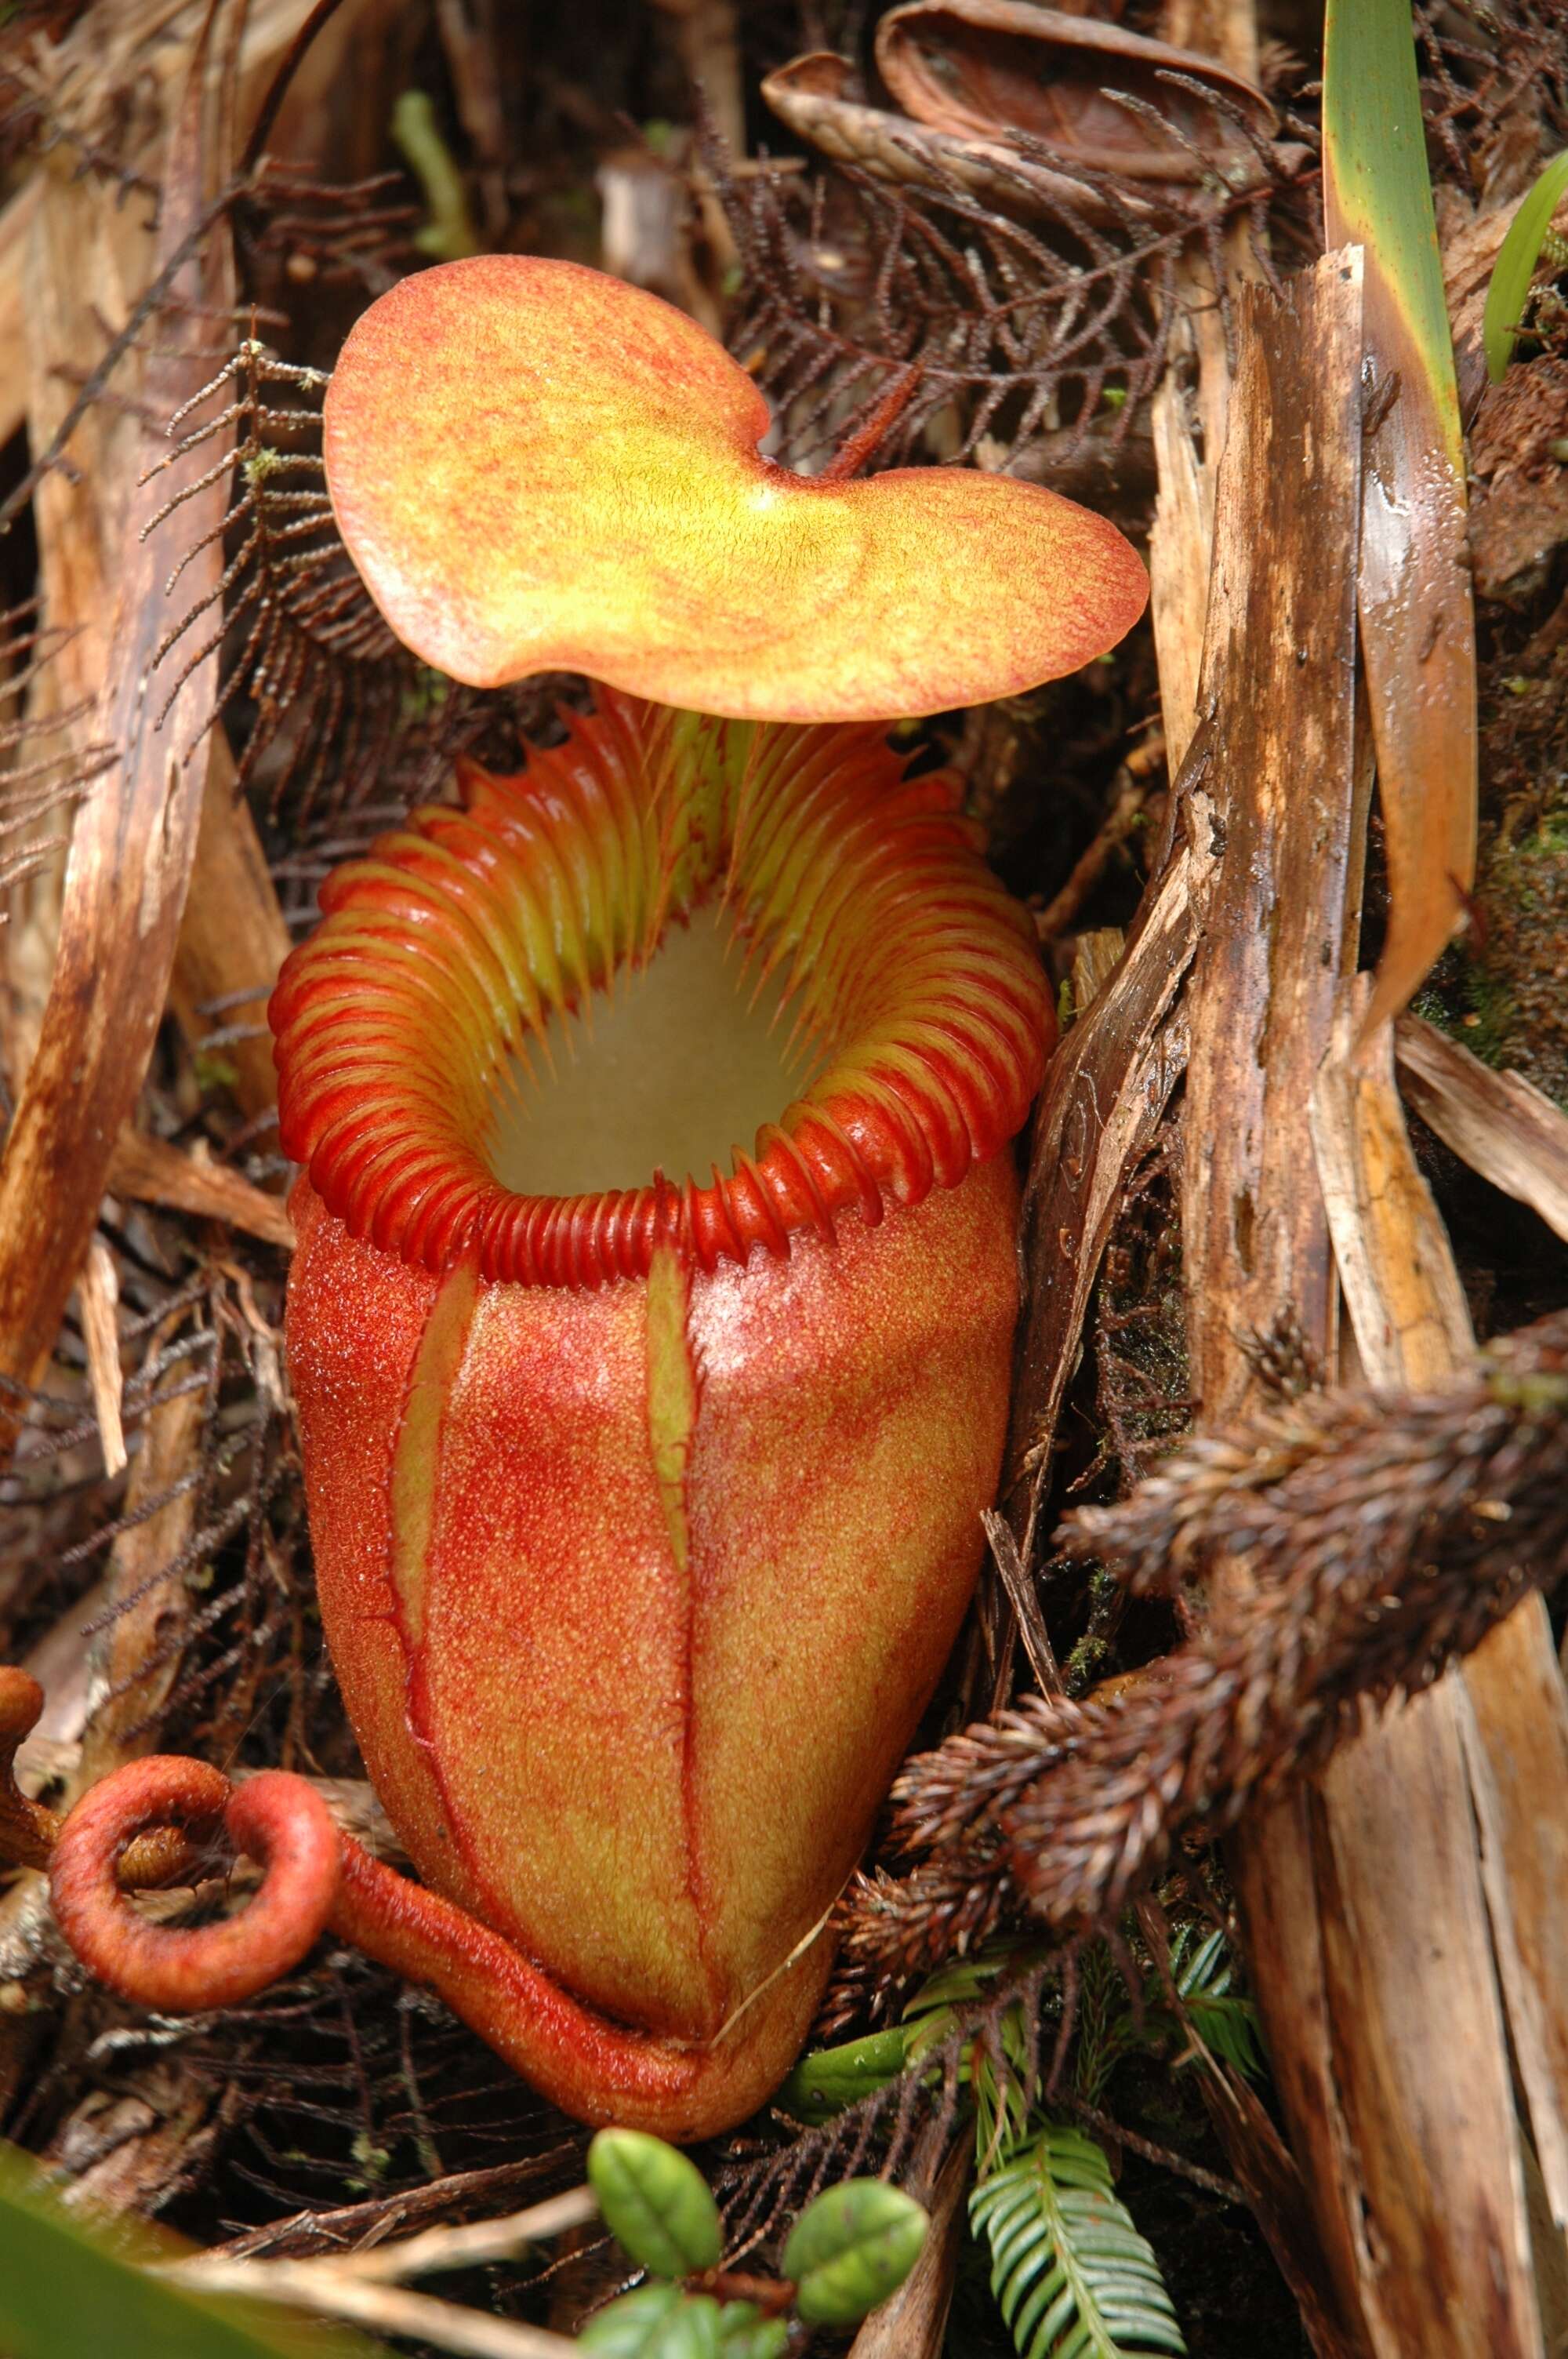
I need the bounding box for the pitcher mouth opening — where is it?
[270,689,1051,1290]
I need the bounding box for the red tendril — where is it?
[42,1757,825,2136]
[50,1763,340,2012]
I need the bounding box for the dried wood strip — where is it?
[1067,925,1126,1010]
[78,1362,205,1785]
[0,180,41,454]
[1189,1895,1362,2359]
[1179,249,1370,2356]
[982,1507,1059,1698]
[1141,27,1357,2327]
[157,2261,578,2356]
[1004,822,1207,1561]
[107,1126,294,1250]
[1461,1605,1568,2255]
[1148,383,1210,772]
[1315,993,1568,2259]
[1305,1673,1537,2357]
[171,729,292,1121]
[1395,1014,1568,1244]
[74,1240,126,1481]
[21,158,157,748]
[1,155,162,1110]
[210,2146,584,2265]
[1184,253,1365,1414]
[1185,248,1541,2358]
[1147,0,1265,772]
[1312,1012,1475,1379]
[0,21,236,1451]
[996,824,1202,1731]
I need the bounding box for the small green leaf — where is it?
[580,2287,723,2357]
[1483,151,1568,382]
[587,2130,723,2281]
[716,2300,789,2358]
[782,2179,928,2326]
[775,2026,909,2122]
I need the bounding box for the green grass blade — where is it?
[1483,151,1568,381]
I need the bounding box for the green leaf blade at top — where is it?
[1323,0,1460,464]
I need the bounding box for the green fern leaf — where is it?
[1183,1990,1265,2081]
[969,2125,1186,2359]
[1175,1929,1265,2083]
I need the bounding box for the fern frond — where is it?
[1172,1928,1265,2082]
[898,1945,1048,2163]
[1071,1941,1134,2109]
[139,336,445,829]
[1181,1987,1265,2083]
[970,2125,1185,2359]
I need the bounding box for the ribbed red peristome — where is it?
[270,691,1051,1288]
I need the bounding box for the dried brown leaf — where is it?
[876,2,1276,182]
